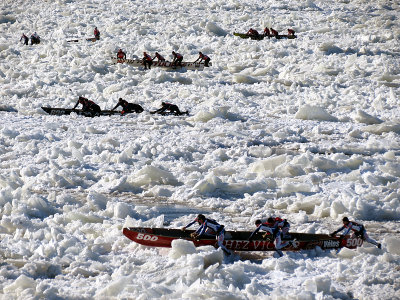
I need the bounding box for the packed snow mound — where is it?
[295,105,338,122]
[353,110,383,124]
[205,22,228,36]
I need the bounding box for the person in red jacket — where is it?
[270,28,278,38]
[94,27,100,40]
[287,29,295,37]
[73,97,101,115]
[117,49,126,60]
[194,52,211,67]
[152,52,165,62]
[143,52,153,69]
[246,28,259,37]
[263,27,271,38]
[171,51,183,67]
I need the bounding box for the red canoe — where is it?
[123,227,364,251]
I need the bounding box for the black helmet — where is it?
[267,217,274,224]
[119,98,123,101]
[342,217,349,222]
[255,220,262,226]
[196,214,205,222]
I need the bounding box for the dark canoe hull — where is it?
[67,37,97,43]
[41,107,123,117]
[233,32,297,40]
[123,227,363,251]
[111,58,211,71]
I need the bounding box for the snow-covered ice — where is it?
[0,0,399,298]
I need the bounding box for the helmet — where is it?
[119,98,123,101]
[155,52,159,55]
[196,214,206,222]
[161,102,166,106]
[267,217,274,224]
[255,220,262,226]
[172,51,175,54]
[199,51,202,55]
[342,217,349,223]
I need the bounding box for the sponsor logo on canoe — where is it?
[346,238,363,248]
[323,240,340,248]
[136,233,158,242]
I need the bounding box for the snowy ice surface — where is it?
[1,0,400,298]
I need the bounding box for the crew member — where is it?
[269,216,291,238]
[30,32,40,45]
[263,27,271,38]
[248,218,291,257]
[287,29,295,37]
[20,33,29,45]
[143,52,153,69]
[171,51,183,67]
[246,28,259,37]
[330,217,381,249]
[152,52,165,62]
[111,98,144,114]
[73,96,101,115]
[270,28,278,38]
[151,102,188,116]
[94,27,100,40]
[117,49,126,60]
[182,214,231,255]
[194,52,211,67]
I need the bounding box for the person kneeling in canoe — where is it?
[248,218,291,257]
[150,102,188,116]
[111,98,144,115]
[117,49,126,60]
[182,214,231,255]
[330,217,381,249]
[246,28,259,38]
[73,96,101,115]
[143,52,153,70]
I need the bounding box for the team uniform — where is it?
[112,98,144,114]
[270,28,278,37]
[117,49,126,60]
[183,216,231,255]
[94,27,100,40]
[171,51,183,67]
[153,52,165,62]
[246,28,259,37]
[195,52,211,67]
[30,32,40,45]
[331,218,381,249]
[248,219,290,257]
[73,97,101,115]
[20,34,29,45]
[143,52,153,69]
[270,217,290,238]
[263,27,271,37]
[151,102,187,116]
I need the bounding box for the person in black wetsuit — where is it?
[151,102,188,116]
[73,96,101,115]
[111,98,144,115]
[20,33,29,45]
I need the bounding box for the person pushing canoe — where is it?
[73,96,101,115]
[182,214,231,255]
[111,98,144,115]
[150,102,188,116]
[330,217,381,249]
